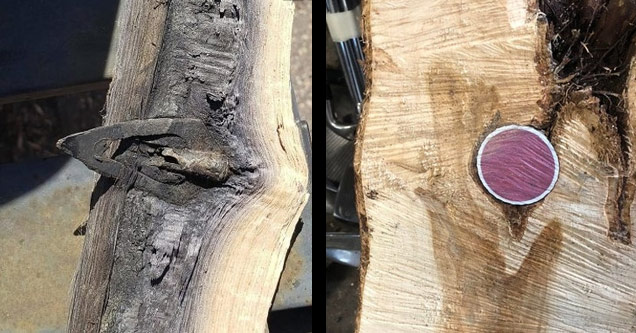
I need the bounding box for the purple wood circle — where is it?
[476,125,559,205]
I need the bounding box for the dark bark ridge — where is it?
[69,0,272,331]
[538,0,636,244]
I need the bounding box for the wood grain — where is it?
[68,0,307,331]
[68,1,169,330]
[356,0,636,331]
[477,126,558,205]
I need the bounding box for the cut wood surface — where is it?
[356,0,636,331]
[67,0,307,332]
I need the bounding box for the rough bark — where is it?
[356,0,636,331]
[67,0,307,332]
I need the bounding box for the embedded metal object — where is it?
[0,155,312,329]
[57,118,229,203]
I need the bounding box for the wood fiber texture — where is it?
[478,126,558,204]
[356,0,636,331]
[68,0,307,332]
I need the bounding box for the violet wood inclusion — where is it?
[477,125,559,205]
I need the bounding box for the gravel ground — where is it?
[292,1,312,133]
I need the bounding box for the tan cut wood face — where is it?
[356,0,636,331]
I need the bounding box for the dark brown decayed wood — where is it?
[68,0,306,332]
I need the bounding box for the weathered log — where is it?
[65,0,308,331]
[356,0,636,331]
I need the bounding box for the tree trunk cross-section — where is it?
[356,0,636,331]
[67,0,308,332]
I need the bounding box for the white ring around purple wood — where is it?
[476,125,559,205]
